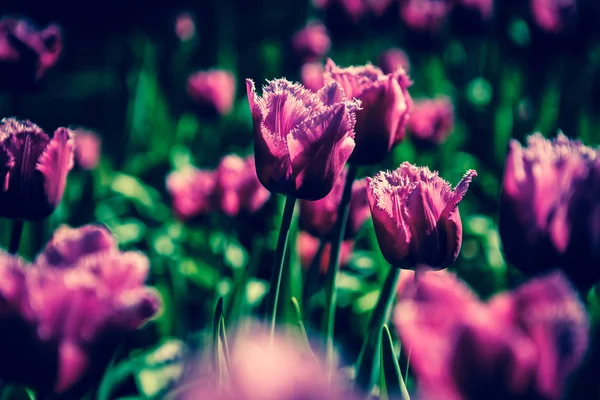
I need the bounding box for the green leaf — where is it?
[380,325,410,400]
[290,297,315,359]
[213,297,224,381]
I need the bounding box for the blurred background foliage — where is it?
[2,0,600,398]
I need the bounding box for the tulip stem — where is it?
[8,220,24,255]
[302,238,327,308]
[267,195,297,339]
[354,267,401,394]
[323,165,359,369]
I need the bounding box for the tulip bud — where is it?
[292,21,331,62]
[298,231,353,274]
[408,97,454,147]
[367,162,476,269]
[377,48,411,75]
[73,129,101,170]
[530,0,577,34]
[246,78,359,200]
[301,62,325,92]
[323,59,412,165]
[400,0,454,32]
[187,69,236,117]
[499,133,600,287]
[0,17,62,91]
[0,118,74,221]
[166,166,216,220]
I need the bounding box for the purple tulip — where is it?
[409,97,454,147]
[0,17,62,90]
[300,168,369,239]
[378,48,411,74]
[73,129,101,170]
[187,69,236,117]
[0,224,161,396]
[292,21,331,62]
[167,166,216,220]
[530,0,577,34]
[0,118,74,221]
[213,154,271,217]
[301,62,325,92]
[395,271,588,400]
[324,59,412,165]
[400,0,454,32]
[246,78,359,200]
[175,12,196,41]
[367,162,476,269]
[499,133,600,288]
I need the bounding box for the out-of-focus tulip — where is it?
[499,133,600,288]
[313,0,369,22]
[213,154,271,217]
[378,48,411,74]
[400,0,454,32]
[180,328,355,400]
[323,59,412,165]
[175,12,196,41]
[166,166,216,220]
[395,271,588,400]
[458,0,494,20]
[187,70,236,117]
[0,224,161,396]
[298,231,354,273]
[530,0,577,34]
[409,97,454,147]
[0,118,74,221]
[292,21,331,62]
[367,162,476,269]
[0,17,62,91]
[73,129,101,170]
[301,62,325,92]
[300,169,369,239]
[246,78,359,200]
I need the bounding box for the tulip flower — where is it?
[166,166,216,220]
[179,328,355,400]
[323,59,412,165]
[300,169,369,240]
[458,0,494,20]
[187,69,236,117]
[400,0,454,32]
[367,162,476,269]
[312,0,369,22]
[0,17,62,91]
[175,12,196,41]
[292,21,331,62]
[395,271,588,400]
[73,129,101,170]
[0,118,74,221]
[213,154,271,217]
[409,97,454,147]
[0,224,161,397]
[530,0,577,34]
[301,62,325,92]
[499,133,600,288]
[378,48,411,74]
[246,78,359,201]
[298,231,354,274]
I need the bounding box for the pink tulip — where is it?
[409,97,454,146]
[292,21,331,62]
[187,69,236,116]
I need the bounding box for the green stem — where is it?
[302,237,327,308]
[8,220,24,255]
[267,196,297,339]
[322,165,359,367]
[354,267,401,394]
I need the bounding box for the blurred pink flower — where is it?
[459,0,494,20]
[324,59,412,165]
[378,47,411,74]
[0,118,74,221]
[367,162,476,269]
[0,224,161,396]
[500,133,600,288]
[313,0,369,22]
[73,129,101,170]
[395,270,588,400]
[409,97,454,146]
[400,0,454,32]
[175,12,196,41]
[301,62,325,92]
[298,231,354,273]
[0,17,62,90]
[530,0,577,33]
[300,168,369,239]
[292,21,331,62]
[213,154,271,217]
[366,0,396,16]
[187,69,236,117]
[181,328,354,400]
[246,78,359,200]
[166,166,216,220]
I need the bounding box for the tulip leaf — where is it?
[290,297,315,359]
[380,325,410,400]
[219,316,231,372]
[213,297,224,383]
